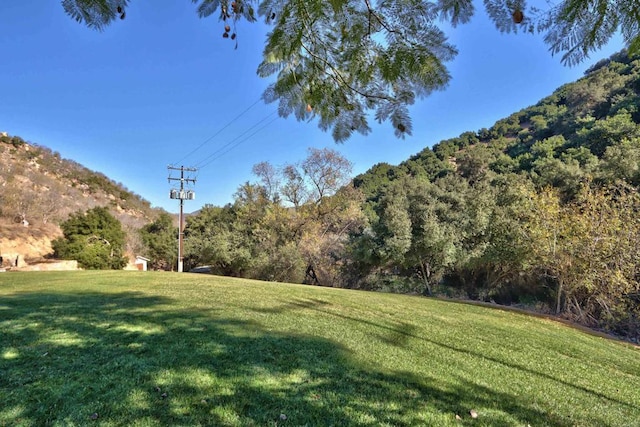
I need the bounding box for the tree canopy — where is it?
[61,0,639,141]
[52,206,128,270]
[139,212,178,271]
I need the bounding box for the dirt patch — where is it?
[0,221,61,267]
[11,260,79,271]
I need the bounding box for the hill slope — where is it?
[337,49,640,336]
[354,50,640,200]
[1,271,639,426]
[0,133,162,263]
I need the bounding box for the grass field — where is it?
[1,271,639,426]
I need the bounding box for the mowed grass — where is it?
[1,272,639,426]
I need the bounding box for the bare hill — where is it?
[0,132,161,264]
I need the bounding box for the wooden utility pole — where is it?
[168,166,196,272]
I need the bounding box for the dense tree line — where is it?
[140,51,640,339]
[344,50,640,338]
[181,148,365,285]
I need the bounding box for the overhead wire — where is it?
[196,113,280,170]
[170,97,263,167]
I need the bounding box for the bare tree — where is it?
[302,148,353,203]
[280,164,307,208]
[252,161,280,202]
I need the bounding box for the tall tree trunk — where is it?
[419,260,432,296]
[555,279,563,314]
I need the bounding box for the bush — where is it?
[53,207,127,270]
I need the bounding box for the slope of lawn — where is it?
[1,271,639,426]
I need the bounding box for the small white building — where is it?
[134,256,150,271]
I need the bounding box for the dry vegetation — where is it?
[0,133,161,261]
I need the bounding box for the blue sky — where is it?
[0,1,624,213]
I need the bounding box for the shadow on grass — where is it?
[1,292,577,426]
[287,298,639,413]
[250,297,332,315]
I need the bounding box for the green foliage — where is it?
[139,212,177,270]
[0,134,26,147]
[349,175,472,296]
[53,207,127,269]
[375,181,412,264]
[576,110,640,157]
[484,0,640,65]
[59,0,640,141]
[353,162,400,203]
[258,0,456,141]
[344,49,640,337]
[184,149,363,286]
[474,177,538,301]
[524,184,640,332]
[599,137,640,185]
[61,0,130,30]
[456,144,493,183]
[11,136,25,147]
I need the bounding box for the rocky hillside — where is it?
[0,132,162,265]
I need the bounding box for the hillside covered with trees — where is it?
[142,50,640,340]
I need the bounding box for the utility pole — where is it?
[168,166,197,272]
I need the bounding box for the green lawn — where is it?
[1,271,639,426]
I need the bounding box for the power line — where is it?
[196,114,279,169]
[171,97,263,167]
[195,112,279,169]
